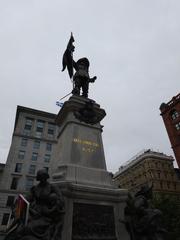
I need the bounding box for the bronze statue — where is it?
[124,185,166,240]
[62,33,96,98]
[5,169,64,240]
[74,100,103,124]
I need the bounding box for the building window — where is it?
[33,140,40,149]
[24,118,33,130]
[26,178,34,191]
[44,154,51,163]
[175,122,180,131]
[15,163,22,173]
[46,143,52,151]
[31,152,38,161]
[23,129,31,136]
[37,120,45,130]
[18,150,25,160]
[171,110,179,120]
[171,173,174,180]
[155,162,158,168]
[23,118,33,135]
[6,196,15,207]
[35,120,44,138]
[48,123,55,136]
[1,213,10,226]
[28,165,36,175]
[21,138,28,147]
[35,131,42,138]
[10,178,19,190]
[149,171,153,179]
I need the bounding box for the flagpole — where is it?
[59,92,72,101]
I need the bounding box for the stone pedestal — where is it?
[51,95,130,240]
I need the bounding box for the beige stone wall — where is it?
[114,151,180,196]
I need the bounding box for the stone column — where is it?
[52,95,113,187]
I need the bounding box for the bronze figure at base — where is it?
[5,169,65,240]
[124,185,167,240]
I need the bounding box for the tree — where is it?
[152,194,180,240]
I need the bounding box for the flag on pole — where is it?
[15,194,29,226]
[56,101,64,107]
[62,33,75,79]
[6,194,29,231]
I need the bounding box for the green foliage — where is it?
[152,194,180,240]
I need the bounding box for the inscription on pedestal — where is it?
[72,203,117,240]
[73,138,100,153]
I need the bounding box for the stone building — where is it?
[0,106,59,230]
[160,93,180,168]
[113,149,180,197]
[175,168,180,180]
[0,164,5,184]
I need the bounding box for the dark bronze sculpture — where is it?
[62,33,96,98]
[5,169,64,240]
[74,100,101,124]
[124,185,166,240]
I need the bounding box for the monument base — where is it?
[51,95,130,239]
[52,182,130,240]
[53,164,114,188]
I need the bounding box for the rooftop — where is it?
[114,149,174,177]
[14,105,57,130]
[160,92,180,113]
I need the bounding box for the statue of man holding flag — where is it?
[62,33,96,98]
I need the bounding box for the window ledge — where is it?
[11,172,22,176]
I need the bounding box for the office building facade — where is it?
[113,149,180,196]
[0,106,58,230]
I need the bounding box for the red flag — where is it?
[15,194,29,225]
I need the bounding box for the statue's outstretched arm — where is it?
[89,76,97,82]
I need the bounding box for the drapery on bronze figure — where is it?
[62,33,96,98]
[5,169,65,240]
[123,184,166,240]
[74,100,104,124]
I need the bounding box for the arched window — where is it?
[170,109,179,120]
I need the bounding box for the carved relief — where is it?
[72,203,116,240]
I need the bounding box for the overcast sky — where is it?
[0,1,180,172]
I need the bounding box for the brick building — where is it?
[160,93,180,168]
